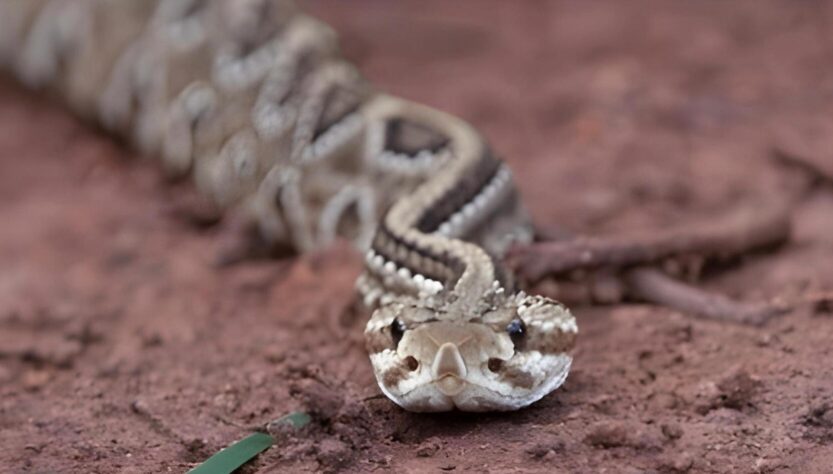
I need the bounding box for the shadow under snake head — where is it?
[364,293,578,412]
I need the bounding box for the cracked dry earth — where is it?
[2,1,833,473]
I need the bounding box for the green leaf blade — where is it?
[188,432,274,474]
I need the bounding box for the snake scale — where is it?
[0,0,577,412]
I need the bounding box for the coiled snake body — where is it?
[0,0,577,412]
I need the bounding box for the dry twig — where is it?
[508,204,790,283]
[623,267,788,326]
[511,204,794,324]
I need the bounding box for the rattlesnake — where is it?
[0,0,577,412]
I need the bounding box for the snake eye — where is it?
[390,318,407,348]
[506,318,526,349]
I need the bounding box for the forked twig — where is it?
[508,204,790,283]
[510,203,794,324]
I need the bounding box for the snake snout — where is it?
[431,342,467,379]
[431,342,468,396]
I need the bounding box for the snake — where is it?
[0,0,577,412]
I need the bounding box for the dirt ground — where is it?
[2,1,833,472]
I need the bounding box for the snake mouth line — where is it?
[435,374,467,396]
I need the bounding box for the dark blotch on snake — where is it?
[390,318,406,348]
[506,318,526,350]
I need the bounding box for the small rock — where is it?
[661,423,684,441]
[716,370,760,410]
[802,403,833,428]
[667,323,693,343]
[415,438,441,458]
[212,391,240,412]
[263,346,286,364]
[703,407,745,425]
[525,440,565,459]
[585,421,630,448]
[657,452,694,472]
[756,334,778,348]
[652,391,681,410]
[585,421,662,451]
[315,438,351,472]
[21,369,52,391]
[588,394,616,414]
[754,456,784,473]
[694,369,761,414]
[184,438,206,454]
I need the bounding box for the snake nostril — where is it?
[404,356,419,371]
[487,358,503,373]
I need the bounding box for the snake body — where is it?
[0,0,577,412]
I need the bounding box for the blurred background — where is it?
[1,1,832,472]
[306,0,832,234]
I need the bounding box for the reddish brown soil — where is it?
[2,1,833,472]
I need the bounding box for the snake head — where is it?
[364,293,577,412]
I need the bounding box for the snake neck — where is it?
[360,95,526,314]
